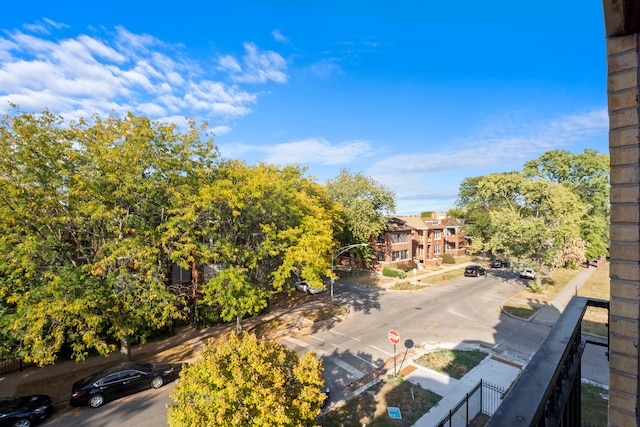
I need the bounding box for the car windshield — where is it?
[0,397,19,413]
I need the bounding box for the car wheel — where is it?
[89,393,105,408]
[150,376,164,389]
[12,419,31,427]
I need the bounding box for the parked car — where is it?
[0,394,53,427]
[70,362,176,408]
[491,259,509,268]
[294,280,325,295]
[520,268,536,280]
[464,265,486,277]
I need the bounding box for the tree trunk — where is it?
[120,332,132,361]
[236,315,243,335]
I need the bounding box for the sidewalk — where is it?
[406,266,597,426]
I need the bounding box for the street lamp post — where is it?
[330,243,368,301]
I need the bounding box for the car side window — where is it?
[98,373,121,386]
[119,370,141,380]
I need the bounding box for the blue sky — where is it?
[0,1,608,214]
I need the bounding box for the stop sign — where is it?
[388,329,400,345]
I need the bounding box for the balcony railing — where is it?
[487,296,609,426]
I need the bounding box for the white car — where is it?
[520,268,536,280]
[294,280,325,294]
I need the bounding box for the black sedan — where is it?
[70,362,176,408]
[0,395,53,427]
[464,265,486,277]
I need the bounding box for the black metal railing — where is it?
[487,297,609,427]
[436,379,506,427]
[0,358,31,376]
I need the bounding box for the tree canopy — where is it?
[325,169,395,263]
[0,109,217,363]
[523,149,609,259]
[455,169,587,272]
[0,108,343,362]
[162,160,339,333]
[168,333,326,427]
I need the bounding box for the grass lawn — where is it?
[420,269,465,285]
[582,383,609,425]
[503,263,610,335]
[511,267,582,304]
[414,349,488,379]
[318,376,441,427]
[502,267,585,321]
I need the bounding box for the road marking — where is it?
[370,345,393,356]
[310,336,326,343]
[281,336,328,356]
[480,296,503,302]
[350,352,378,368]
[329,330,345,336]
[282,336,309,348]
[330,356,365,378]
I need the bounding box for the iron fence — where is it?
[436,379,506,427]
[0,358,31,376]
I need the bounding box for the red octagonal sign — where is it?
[388,329,400,345]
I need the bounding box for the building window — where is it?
[391,233,408,244]
[377,251,386,261]
[434,244,441,255]
[434,230,441,239]
[392,250,408,261]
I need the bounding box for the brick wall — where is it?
[606,22,640,427]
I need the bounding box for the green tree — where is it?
[325,169,395,265]
[0,109,216,363]
[162,160,338,333]
[168,333,326,427]
[523,149,609,260]
[456,172,585,275]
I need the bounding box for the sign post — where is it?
[388,329,400,376]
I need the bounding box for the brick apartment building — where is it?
[374,212,469,269]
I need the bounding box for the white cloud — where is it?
[366,108,609,214]
[265,138,372,165]
[220,137,374,166]
[42,18,68,30]
[0,23,286,131]
[309,58,341,79]
[370,108,609,178]
[219,42,287,84]
[210,125,231,136]
[272,29,289,44]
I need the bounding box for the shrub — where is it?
[528,282,545,293]
[395,260,418,271]
[441,253,455,264]
[382,267,406,279]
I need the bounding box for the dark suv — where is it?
[464,265,486,277]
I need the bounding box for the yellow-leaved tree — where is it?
[168,333,326,427]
